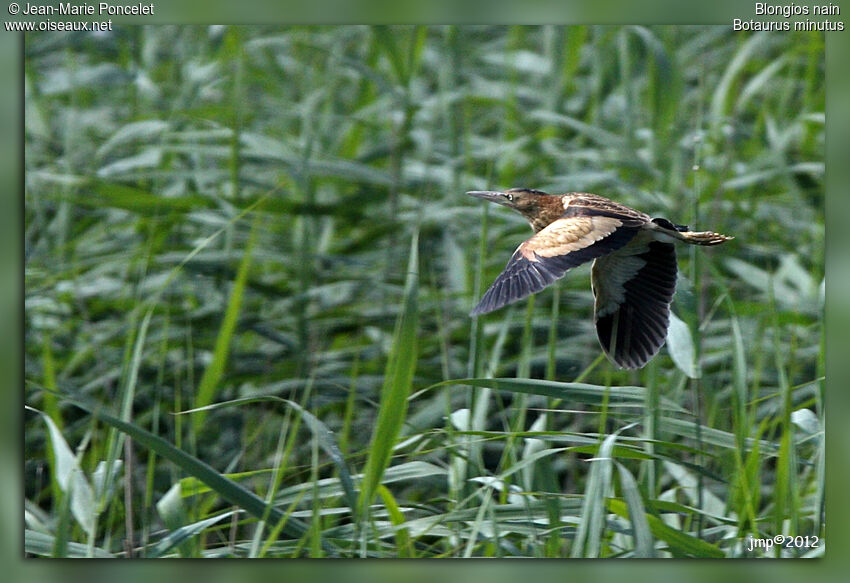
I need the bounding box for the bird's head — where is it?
[467,188,563,232]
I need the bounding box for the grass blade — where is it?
[63,397,334,552]
[358,231,419,516]
[284,399,358,520]
[616,462,655,557]
[434,377,687,412]
[193,214,259,432]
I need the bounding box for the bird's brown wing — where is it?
[591,234,678,369]
[566,193,652,224]
[471,214,642,316]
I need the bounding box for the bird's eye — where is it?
[506,193,513,201]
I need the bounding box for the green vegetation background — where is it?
[24,25,823,558]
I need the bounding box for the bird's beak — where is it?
[467,190,513,207]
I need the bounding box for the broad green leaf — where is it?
[667,311,699,379]
[27,407,96,536]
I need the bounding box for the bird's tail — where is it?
[675,230,734,246]
[650,218,733,246]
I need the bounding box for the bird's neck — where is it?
[523,196,568,232]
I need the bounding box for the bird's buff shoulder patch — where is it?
[522,216,623,260]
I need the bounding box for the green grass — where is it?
[24,25,824,558]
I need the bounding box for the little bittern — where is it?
[469,188,733,369]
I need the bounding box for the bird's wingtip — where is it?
[469,304,489,317]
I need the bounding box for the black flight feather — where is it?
[471,225,640,316]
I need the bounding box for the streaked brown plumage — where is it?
[469,188,733,369]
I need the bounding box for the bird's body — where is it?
[468,188,733,369]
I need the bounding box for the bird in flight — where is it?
[468,188,733,369]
